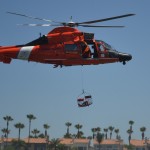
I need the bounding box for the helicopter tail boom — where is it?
[0,46,21,63]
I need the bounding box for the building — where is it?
[60,138,124,150]
[0,137,47,150]
[1,137,150,150]
[24,138,47,150]
[0,137,123,150]
[130,139,150,150]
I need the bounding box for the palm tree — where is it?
[43,124,50,150]
[32,128,40,138]
[124,144,135,150]
[108,126,114,139]
[96,132,103,150]
[65,122,72,137]
[91,128,97,139]
[127,129,133,145]
[50,138,61,150]
[27,114,36,142]
[103,128,108,139]
[3,115,13,139]
[140,127,146,140]
[114,129,119,139]
[57,143,66,150]
[96,127,101,134]
[78,131,84,138]
[12,139,27,150]
[38,133,45,138]
[128,120,134,141]
[14,123,25,141]
[1,128,10,148]
[43,123,50,137]
[1,128,10,138]
[129,120,134,131]
[75,124,83,138]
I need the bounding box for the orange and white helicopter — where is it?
[0,12,134,67]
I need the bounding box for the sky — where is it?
[0,0,150,144]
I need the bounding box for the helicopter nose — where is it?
[118,52,132,65]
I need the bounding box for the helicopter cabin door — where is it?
[64,42,80,57]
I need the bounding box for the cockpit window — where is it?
[103,42,112,50]
[96,40,115,51]
[98,44,105,51]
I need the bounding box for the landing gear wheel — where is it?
[123,61,126,65]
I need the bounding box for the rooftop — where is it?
[130,139,150,147]
[0,137,149,147]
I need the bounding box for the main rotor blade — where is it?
[78,14,135,25]
[17,24,60,27]
[79,25,125,28]
[17,24,51,27]
[7,11,52,22]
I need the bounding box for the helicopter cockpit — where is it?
[96,40,119,58]
[83,33,119,59]
[96,40,132,64]
[96,40,115,51]
[98,40,114,50]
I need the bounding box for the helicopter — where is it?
[0,12,135,67]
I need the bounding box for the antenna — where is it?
[39,32,42,38]
[70,16,73,22]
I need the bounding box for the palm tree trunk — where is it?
[128,135,131,145]
[18,128,21,141]
[142,132,144,140]
[6,122,9,147]
[6,122,9,138]
[67,127,69,135]
[110,133,112,139]
[78,129,79,138]
[28,120,31,143]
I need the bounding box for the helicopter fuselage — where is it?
[0,27,132,67]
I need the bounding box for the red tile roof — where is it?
[130,139,150,147]
[0,138,47,144]
[23,138,47,144]
[60,138,124,145]
[3,137,149,147]
[0,138,15,143]
[99,139,124,145]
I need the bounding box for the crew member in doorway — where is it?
[81,42,91,58]
[92,44,98,58]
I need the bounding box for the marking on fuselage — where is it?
[17,46,34,60]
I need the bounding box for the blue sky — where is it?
[0,0,150,143]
